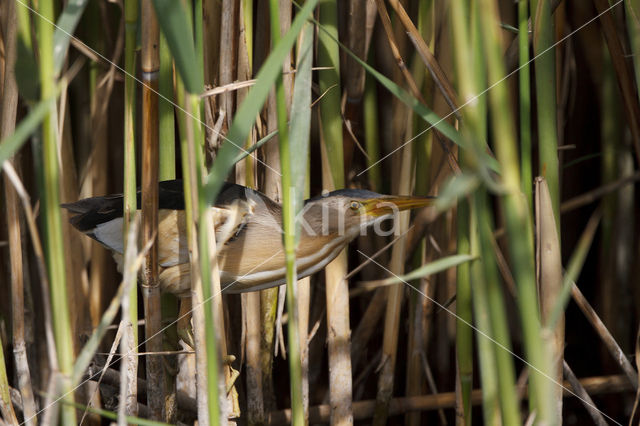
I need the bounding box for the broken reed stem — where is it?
[531,0,560,226]
[535,177,564,423]
[140,0,164,419]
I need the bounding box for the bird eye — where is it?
[349,201,361,210]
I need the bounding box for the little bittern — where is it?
[63,179,433,294]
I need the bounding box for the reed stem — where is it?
[36,0,77,422]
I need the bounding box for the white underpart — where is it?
[93,217,125,254]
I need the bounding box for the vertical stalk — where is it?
[519,0,533,209]
[194,93,226,425]
[158,28,178,423]
[2,1,37,422]
[531,0,559,225]
[318,0,344,185]
[176,80,222,425]
[141,0,164,419]
[194,0,234,418]
[0,321,18,426]
[373,140,412,426]
[159,33,176,181]
[36,0,77,423]
[477,0,555,423]
[219,0,237,129]
[236,1,263,424]
[123,0,138,418]
[476,193,521,425]
[260,1,281,410]
[363,69,381,192]
[456,196,473,426]
[626,0,640,91]
[318,0,353,424]
[449,1,475,424]
[468,199,500,425]
[268,2,303,424]
[535,178,564,424]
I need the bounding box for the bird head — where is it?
[301,189,434,239]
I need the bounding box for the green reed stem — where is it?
[476,192,520,425]
[159,33,176,181]
[456,195,473,426]
[317,0,344,188]
[531,0,559,226]
[268,1,303,423]
[519,0,533,208]
[477,0,555,422]
[37,0,76,423]
[123,0,138,349]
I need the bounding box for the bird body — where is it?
[63,180,433,294]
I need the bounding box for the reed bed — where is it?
[1,0,640,424]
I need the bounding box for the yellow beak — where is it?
[363,196,435,216]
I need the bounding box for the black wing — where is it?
[62,179,258,232]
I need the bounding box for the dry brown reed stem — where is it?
[387,0,459,114]
[1,2,36,422]
[2,164,59,372]
[60,100,91,351]
[219,0,237,130]
[563,361,608,426]
[535,177,564,423]
[203,0,221,85]
[86,364,198,416]
[373,140,413,424]
[85,13,124,330]
[119,220,140,421]
[344,0,366,101]
[373,0,425,104]
[296,276,310,422]
[234,3,265,423]
[268,374,632,425]
[140,0,164,419]
[6,175,60,426]
[350,289,385,371]
[320,144,353,424]
[592,0,640,165]
[560,171,640,213]
[259,9,283,411]
[244,290,265,424]
[570,282,639,388]
[87,77,113,330]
